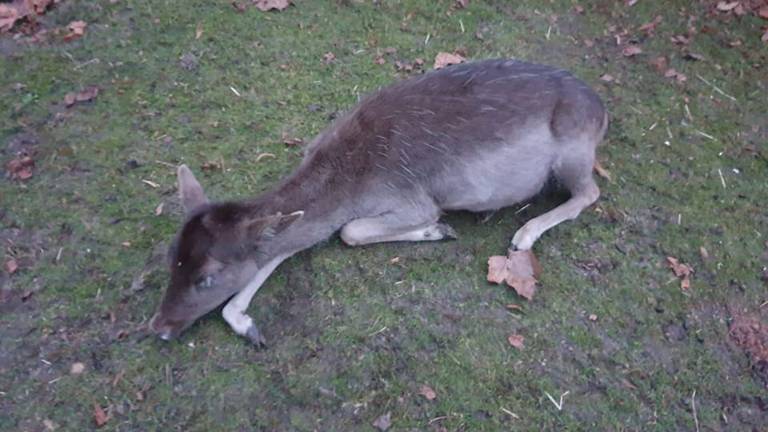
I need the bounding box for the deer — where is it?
[149,59,608,346]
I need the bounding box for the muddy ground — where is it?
[1,0,767,430]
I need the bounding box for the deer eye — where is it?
[195,275,214,289]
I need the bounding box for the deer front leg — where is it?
[222,255,288,347]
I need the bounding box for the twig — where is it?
[515,203,531,214]
[155,160,176,168]
[544,390,569,411]
[717,168,727,189]
[229,86,241,97]
[459,19,465,33]
[696,74,737,102]
[500,407,520,419]
[691,390,700,432]
[694,129,716,141]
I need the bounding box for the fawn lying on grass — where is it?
[150,59,608,345]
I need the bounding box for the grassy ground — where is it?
[1,0,767,430]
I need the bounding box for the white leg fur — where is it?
[511,182,599,250]
[222,255,288,339]
[341,218,456,246]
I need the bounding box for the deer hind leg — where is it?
[511,140,600,251]
[341,209,456,246]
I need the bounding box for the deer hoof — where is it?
[245,325,268,349]
[438,223,458,240]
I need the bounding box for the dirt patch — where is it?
[729,312,768,385]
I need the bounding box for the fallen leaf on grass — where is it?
[63,20,87,42]
[195,22,203,40]
[418,384,437,400]
[666,256,693,290]
[4,258,18,274]
[621,45,643,57]
[670,34,691,45]
[232,1,248,12]
[434,52,466,69]
[0,0,55,33]
[281,132,303,146]
[664,68,687,83]
[253,0,290,12]
[649,56,668,73]
[716,1,740,12]
[593,160,612,181]
[372,412,391,431]
[638,15,662,34]
[588,314,598,321]
[599,73,615,82]
[507,334,525,350]
[6,155,34,180]
[64,86,99,107]
[70,362,85,375]
[93,403,109,427]
[487,249,541,300]
[322,51,335,63]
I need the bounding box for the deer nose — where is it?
[149,313,175,341]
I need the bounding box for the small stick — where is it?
[717,168,727,189]
[229,86,241,97]
[691,390,700,432]
[694,129,716,141]
[515,203,531,214]
[696,74,737,102]
[500,407,520,419]
[155,160,176,168]
[459,19,465,33]
[546,25,552,40]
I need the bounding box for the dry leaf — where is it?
[664,68,687,83]
[281,132,303,146]
[487,249,541,300]
[232,1,247,12]
[716,1,740,12]
[0,3,22,33]
[506,304,523,312]
[323,52,335,63]
[6,155,34,180]
[64,86,99,107]
[730,315,768,364]
[507,334,525,349]
[434,52,466,69]
[372,412,391,431]
[666,256,693,290]
[599,73,615,82]
[92,403,108,427]
[154,202,164,216]
[649,56,668,73]
[63,20,87,41]
[418,384,437,400]
[70,362,86,375]
[588,314,598,321]
[4,258,18,274]
[593,160,612,181]
[253,0,290,12]
[670,34,691,45]
[638,15,662,34]
[195,22,203,39]
[622,45,643,57]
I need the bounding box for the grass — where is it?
[1,0,767,430]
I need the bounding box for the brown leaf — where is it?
[322,52,335,63]
[418,384,437,400]
[664,68,687,83]
[638,15,662,34]
[649,56,668,73]
[729,315,768,364]
[4,258,18,274]
[195,22,203,40]
[666,256,693,290]
[622,45,643,57]
[0,3,22,33]
[372,412,391,431]
[670,34,691,45]
[63,20,87,42]
[281,132,303,146]
[92,403,109,427]
[6,155,34,180]
[487,250,541,300]
[506,304,523,312]
[374,54,385,65]
[588,314,598,321]
[593,160,612,181]
[716,1,740,12]
[65,86,99,107]
[253,0,290,12]
[599,73,614,82]
[231,1,247,12]
[507,334,525,350]
[434,52,466,69]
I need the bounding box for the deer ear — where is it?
[177,164,208,214]
[242,210,304,240]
